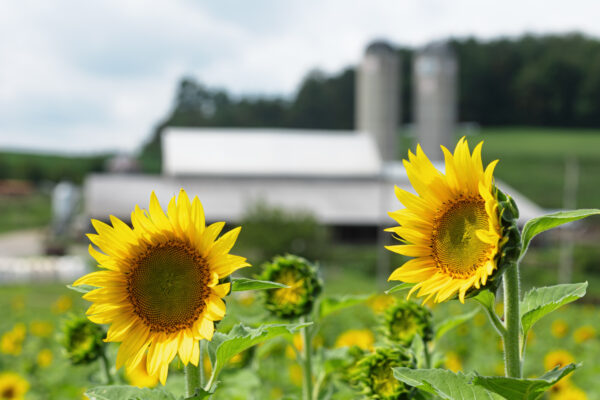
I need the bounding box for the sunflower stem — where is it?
[99,352,113,384]
[300,316,313,400]
[502,262,522,378]
[185,342,202,398]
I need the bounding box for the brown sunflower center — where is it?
[127,240,210,333]
[1,387,15,399]
[432,196,492,278]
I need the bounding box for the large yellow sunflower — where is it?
[387,138,503,304]
[73,189,249,384]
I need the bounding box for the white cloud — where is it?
[1,0,599,153]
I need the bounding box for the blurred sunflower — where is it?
[36,349,53,368]
[335,329,375,351]
[573,325,595,344]
[73,190,249,384]
[52,295,73,314]
[0,372,29,400]
[30,321,53,338]
[0,324,26,356]
[387,138,520,304]
[367,294,397,314]
[551,385,587,400]
[444,351,462,372]
[544,350,575,370]
[551,319,569,338]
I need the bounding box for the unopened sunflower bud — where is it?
[61,316,105,365]
[259,254,322,319]
[381,300,433,346]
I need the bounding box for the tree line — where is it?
[139,33,600,172]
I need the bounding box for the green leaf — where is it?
[230,278,288,291]
[472,290,495,311]
[207,322,310,386]
[318,294,369,319]
[385,282,416,295]
[66,284,97,294]
[520,209,600,260]
[472,364,578,400]
[392,368,503,400]
[84,386,177,400]
[520,282,587,337]
[434,308,480,341]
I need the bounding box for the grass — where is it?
[0,193,51,234]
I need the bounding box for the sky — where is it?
[1,0,600,154]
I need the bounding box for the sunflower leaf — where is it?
[385,282,416,295]
[66,284,97,294]
[520,282,587,337]
[434,308,479,341]
[472,364,579,400]
[318,294,370,319]
[206,322,310,389]
[84,385,177,400]
[230,278,288,291]
[520,209,600,260]
[392,368,503,399]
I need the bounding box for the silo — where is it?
[414,41,457,160]
[355,41,400,161]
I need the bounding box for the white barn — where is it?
[85,42,543,227]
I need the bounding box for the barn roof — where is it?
[161,128,382,177]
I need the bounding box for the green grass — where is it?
[471,127,600,209]
[0,194,51,234]
[0,151,110,184]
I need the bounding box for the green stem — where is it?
[300,316,313,400]
[99,352,113,384]
[479,302,507,337]
[424,342,432,369]
[502,262,522,378]
[185,341,202,397]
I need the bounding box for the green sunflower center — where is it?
[372,362,401,398]
[390,311,419,342]
[432,197,492,278]
[127,241,210,333]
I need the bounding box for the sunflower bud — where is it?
[61,316,106,365]
[259,254,322,319]
[473,187,522,296]
[351,347,416,400]
[381,300,433,346]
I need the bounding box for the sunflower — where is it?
[335,329,375,351]
[0,372,29,400]
[381,300,433,346]
[544,350,575,371]
[387,138,520,304]
[73,190,249,384]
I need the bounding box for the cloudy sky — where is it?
[1,0,599,154]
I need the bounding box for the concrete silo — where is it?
[413,41,457,160]
[355,41,401,161]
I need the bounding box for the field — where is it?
[1,269,597,399]
[0,127,599,398]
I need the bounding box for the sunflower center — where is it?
[1,387,15,399]
[127,241,210,333]
[432,197,492,278]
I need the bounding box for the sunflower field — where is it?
[1,138,599,400]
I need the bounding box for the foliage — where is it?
[237,202,330,265]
